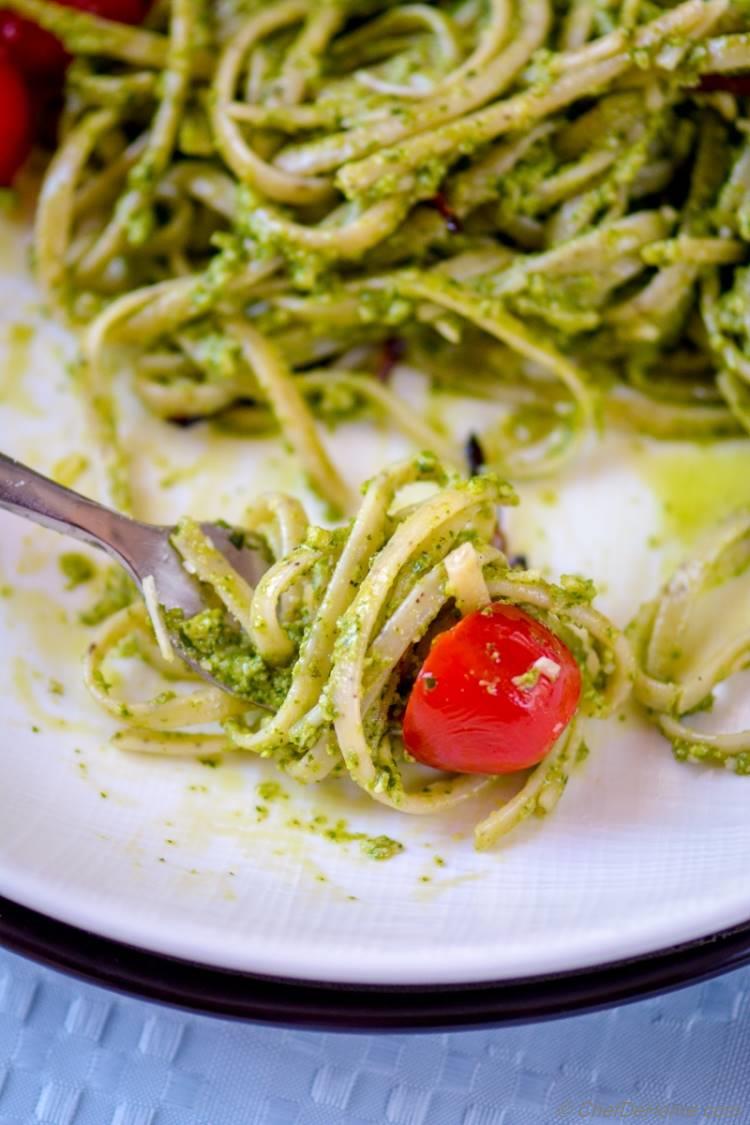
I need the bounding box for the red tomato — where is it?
[0,52,32,185]
[65,0,146,23]
[697,74,750,96]
[0,10,67,76]
[30,80,63,149]
[402,603,581,775]
[0,0,145,78]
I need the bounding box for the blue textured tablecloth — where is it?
[0,950,747,1125]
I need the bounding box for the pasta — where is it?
[83,455,633,849]
[8,0,750,837]
[632,510,750,773]
[9,0,750,515]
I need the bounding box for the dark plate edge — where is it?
[1,895,750,1030]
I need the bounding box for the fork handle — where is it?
[0,451,145,572]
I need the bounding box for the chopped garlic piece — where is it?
[512,656,561,691]
[532,656,561,682]
[444,542,490,616]
[142,575,175,663]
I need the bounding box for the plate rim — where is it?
[1,893,748,1030]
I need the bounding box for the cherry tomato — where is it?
[30,80,64,150]
[697,74,750,96]
[0,0,145,79]
[0,10,67,76]
[0,52,32,185]
[66,0,146,24]
[402,603,582,775]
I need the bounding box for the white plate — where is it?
[2,209,750,988]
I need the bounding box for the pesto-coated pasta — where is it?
[632,511,750,772]
[84,455,632,849]
[12,0,750,515]
[13,0,750,797]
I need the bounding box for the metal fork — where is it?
[0,452,269,692]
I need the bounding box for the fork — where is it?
[0,452,268,693]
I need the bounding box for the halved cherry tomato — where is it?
[0,52,32,185]
[0,0,146,78]
[402,602,581,775]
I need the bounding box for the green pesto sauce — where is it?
[1,321,36,414]
[287,813,404,862]
[256,780,288,803]
[511,666,541,691]
[165,606,292,707]
[51,453,89,489]
[59,552,96,590]
[80,566,137,626]
[640,445,750,544]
